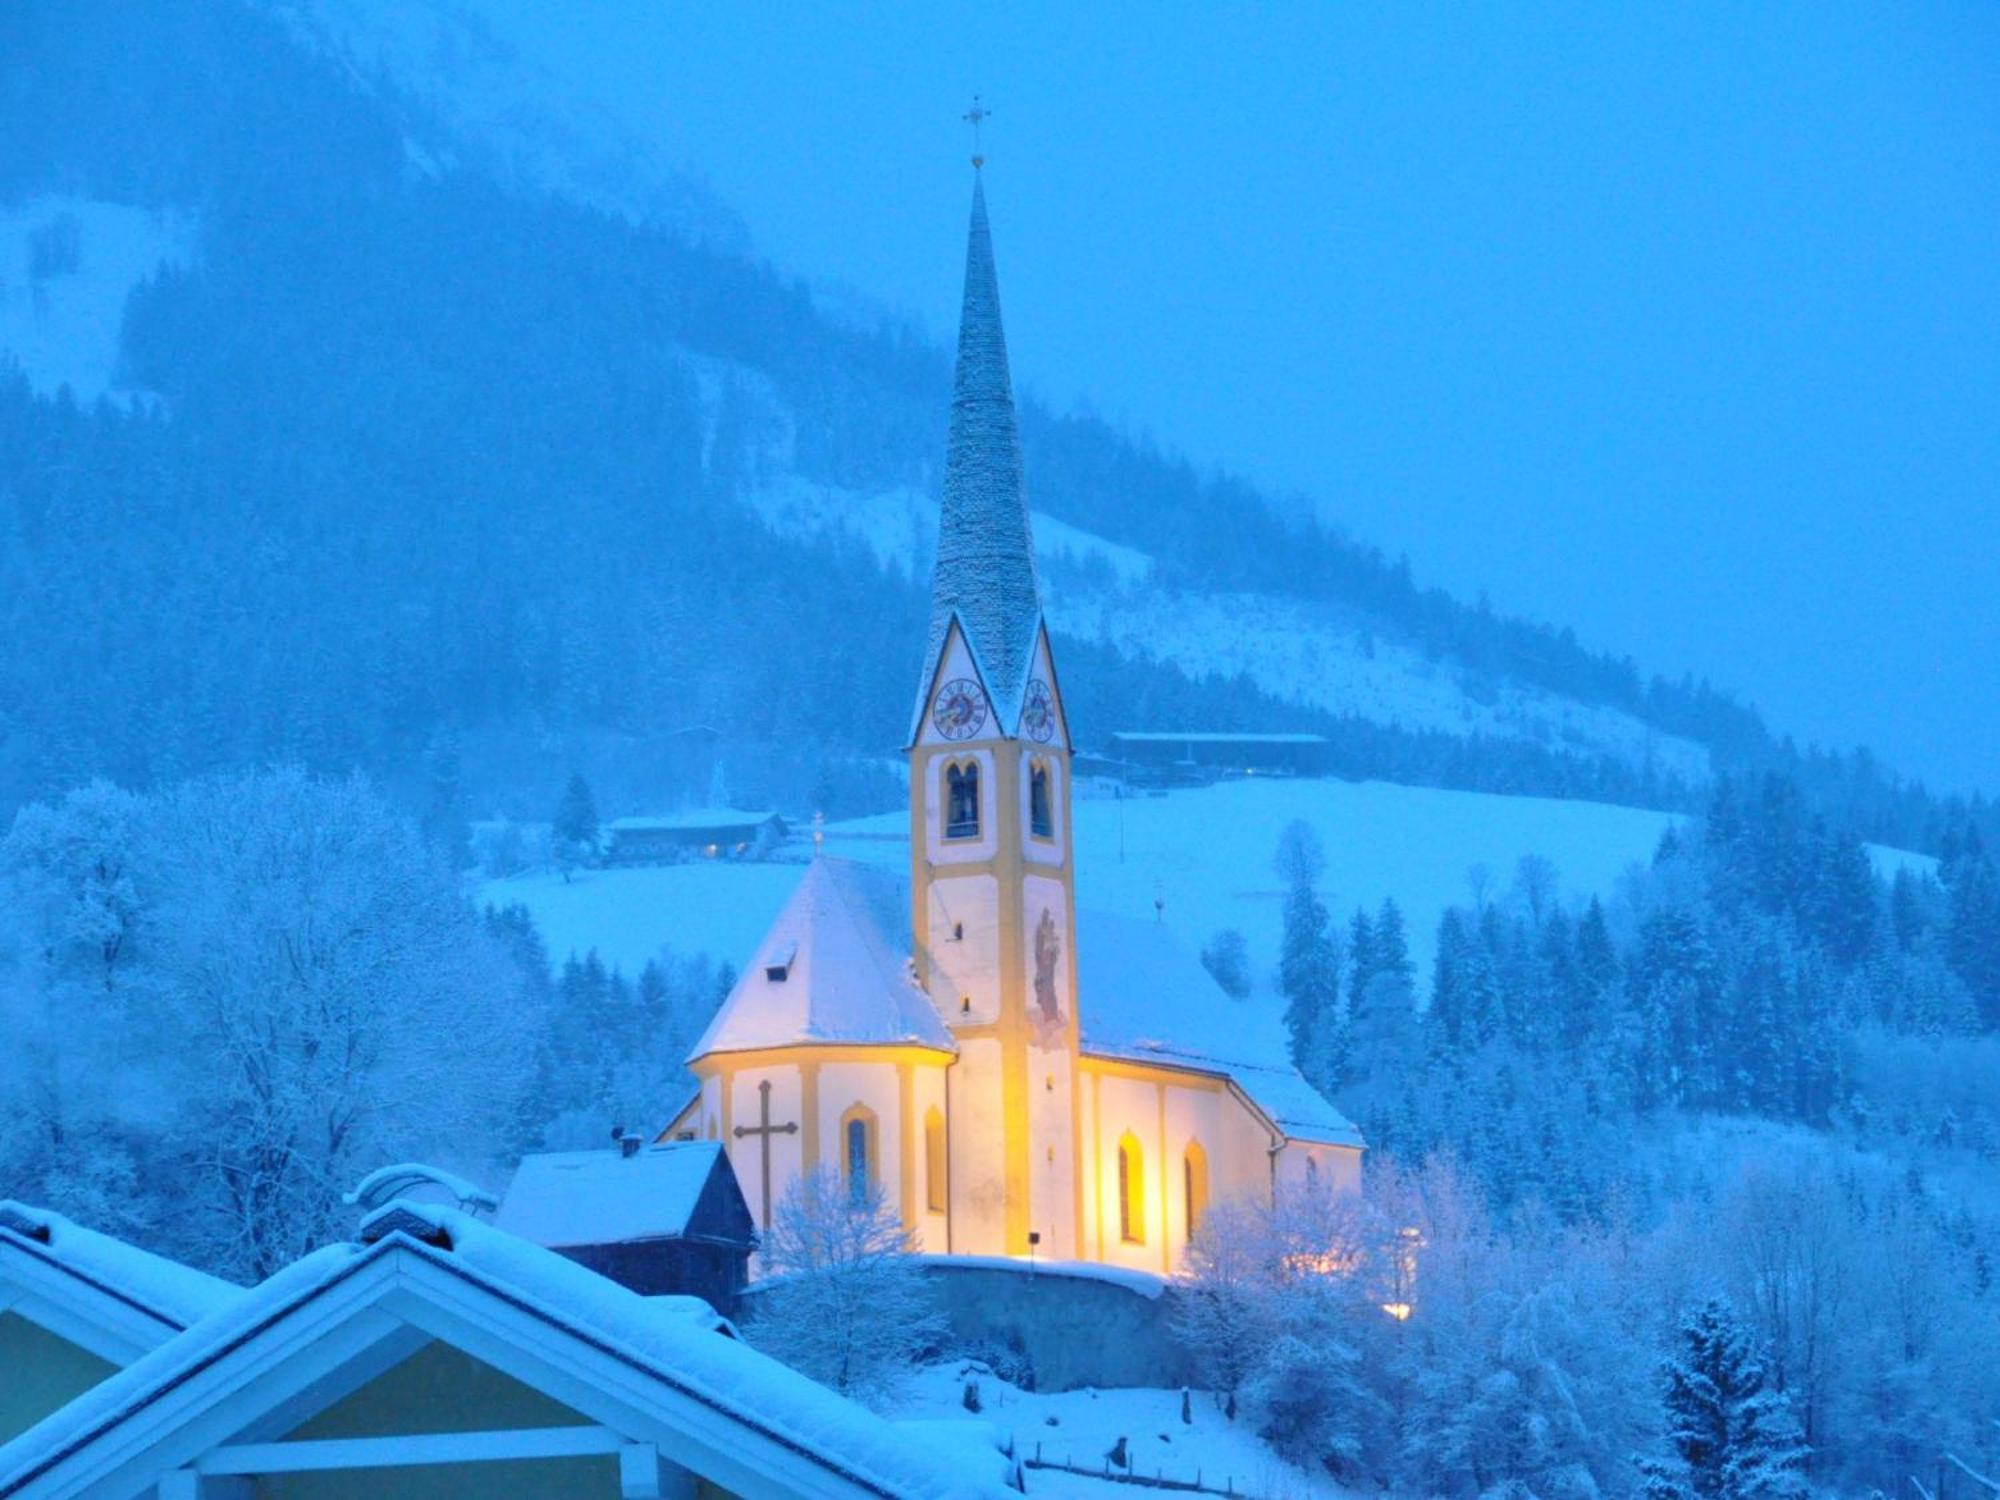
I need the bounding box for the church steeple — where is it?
[916,170,1044,737]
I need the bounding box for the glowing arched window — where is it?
[840,1105,877,1206]
[924,1106,947,1213]
[1117,1132,1145,1245]
[1029,763,1053,838]
[1183,1141,1209,1241]
[946,763,980,840]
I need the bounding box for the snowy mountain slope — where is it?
[264,0,743,247]
[0,197,196,405]
[740,463,1710,776]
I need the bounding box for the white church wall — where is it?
[815,1060,904,1210]
[1027,1041,1077,1256]
[724,1064,806,1231]
[926,872,1001,1023]
[1276,1140,1363,1198]
[948,1036,1010,1255]
[913,1063,950,1253]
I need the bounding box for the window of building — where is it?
[945,762,980,839]
[1183,1141,1209,1242]
[841,1106,877,1206]
[925,1106,947,1214]
[1117,1132,1145,1245]
[1029,762,1053,838]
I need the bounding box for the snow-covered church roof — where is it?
[913,170,1045,738]
[686,859,1360,1149]
[687,858,956,1060]
[1075,913,1365,1149]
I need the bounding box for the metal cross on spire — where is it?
[963,94,991,168]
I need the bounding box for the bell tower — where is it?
[910,161,1081,1259]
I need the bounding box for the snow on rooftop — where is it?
[1075,911,1364,1149]
[607,807,779,833]
[496,1141,725,1249]
[0,1200,241,1331]
[0,1205,1014,1498]
[689,858,955,1060]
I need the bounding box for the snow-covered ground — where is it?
[0,196,196,405]
[482,778,1933,1001]
[893,1361,1349,1499]
[486,778,1678,994]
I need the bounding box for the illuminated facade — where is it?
[666,169,1362,1271]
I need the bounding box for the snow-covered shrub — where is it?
[748,1165,946,1402]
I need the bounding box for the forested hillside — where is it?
[0,0,1987,852]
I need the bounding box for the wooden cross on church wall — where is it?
[733,1079,797,1230]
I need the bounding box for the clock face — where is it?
[931,678,989,741]
[1021,680,1057,744]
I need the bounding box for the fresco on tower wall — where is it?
[1024,876,1069,1045]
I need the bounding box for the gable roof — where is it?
[914,171,1044,740]
[0,1202,240,1359]
[0,1202,1014,1499]
[688,858,955,1061]
[1075,911,1365,1150]
[496,1141,751,1250]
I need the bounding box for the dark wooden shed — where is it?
[495,1141,755,1316]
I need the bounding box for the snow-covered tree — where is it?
[551,771,599,882]
[1276,822,1342,1091]
[1200,927,1253,1000]
[144,769,533,1277]
[750,1165,944,1402]
[1641,1298,1808,1500]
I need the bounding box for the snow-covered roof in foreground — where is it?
[1077,911,1365,1150]
[496,1141,733,1248]
[689,858,955,1060]
[0,1200,241,1332]
[0,1202,1013,1499]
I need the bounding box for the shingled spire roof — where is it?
[916,170,1044,735]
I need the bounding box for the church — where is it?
[662,165,1362,1275]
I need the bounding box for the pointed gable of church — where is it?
[687,858,956,1059]
[912,172,1045,742]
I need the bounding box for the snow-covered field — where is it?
[894,1362,1348,1499]
[483,777,1932,1001]
[486,777,1680,994]
[0,196,195,405]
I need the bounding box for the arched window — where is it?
[1183,1141,1209,1242]
[945,762,980,840]
[924,1106,947,1214]
[1117,1131,1145,1245]
[840,1105,877,1206]
[1029,762,1053,838]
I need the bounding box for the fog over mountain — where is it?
[0,0,1987,851]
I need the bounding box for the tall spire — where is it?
[919,169,1043,731]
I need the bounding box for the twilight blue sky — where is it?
[489,3,1998,795]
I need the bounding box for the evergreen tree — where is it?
[552,772,599,883]
[1200,928,1253,1000]
[1642,1298,1809,1500]
[1280,881,1343,1092]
